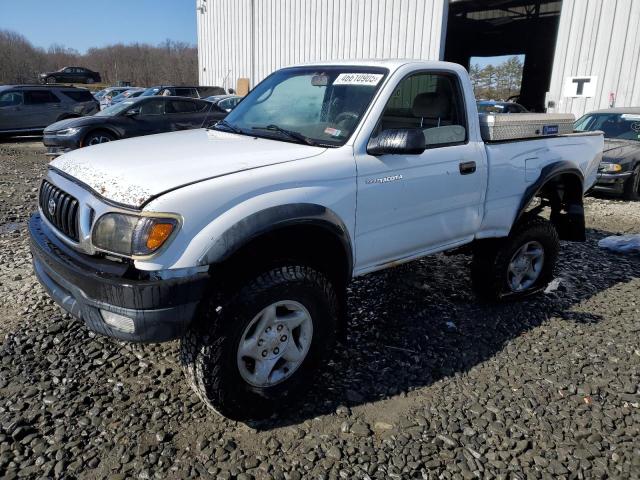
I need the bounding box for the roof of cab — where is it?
[286,58,465,72]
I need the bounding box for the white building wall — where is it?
[197,0,448,89]
[547,0,640,117]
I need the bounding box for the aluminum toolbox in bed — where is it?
[479,113,575,142]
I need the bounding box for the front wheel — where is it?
[46,76,56,84]
[622,166,640,201]
[83,131,114,146]
[471,216,559,301]
[180,265,338,420]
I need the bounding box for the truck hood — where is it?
[51,128,326,207]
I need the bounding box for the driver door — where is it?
[126,99,167,136]
[354,71,485,272]
[61,68,75,83]
[0,91,26,130]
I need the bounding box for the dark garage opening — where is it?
[444,0,563,112]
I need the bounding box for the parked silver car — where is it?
[98,87,133,110]
[0,85,99,137]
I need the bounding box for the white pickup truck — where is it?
[29,60,603,419]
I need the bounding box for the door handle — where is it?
[459,161,476,175]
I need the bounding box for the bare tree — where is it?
[0,30,199,86]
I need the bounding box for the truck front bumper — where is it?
[29,214,209,343]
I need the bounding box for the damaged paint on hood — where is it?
[51,128,327,208]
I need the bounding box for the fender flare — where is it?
[199,203,354,277]
[515,161,585,241]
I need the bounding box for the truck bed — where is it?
[477,130,604,239]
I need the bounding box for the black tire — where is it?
[622,166,640,201]
[180,265,338,420]
[471,216,560,302]
[46,76,56,84]
[85,78,94,84]
[83,130,115,147]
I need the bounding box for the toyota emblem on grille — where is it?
[47,198,56,216]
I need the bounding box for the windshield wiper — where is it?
[252,124,318,146]
[212,119,242,134]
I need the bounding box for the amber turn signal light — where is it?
[145,222,175,251]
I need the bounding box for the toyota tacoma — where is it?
[29,60,603,419]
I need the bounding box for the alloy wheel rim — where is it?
[236,300,313,388]
[507,240,545,292]
[88,136,111,145]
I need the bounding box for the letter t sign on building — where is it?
[563,76,598,98]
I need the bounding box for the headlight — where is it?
[56,127,81,136]
[92,213,178,256]
[599,162,623,173]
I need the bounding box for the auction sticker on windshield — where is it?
[333,73,383,86]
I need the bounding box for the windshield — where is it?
[111,90,139,103]
[141,87,161,97]
[218,66,388,146]
[95,99,136,117]
[111,92,129,102]
[575,113,640,141]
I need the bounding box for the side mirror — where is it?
[125,108,140,117]
[367,128,426,156]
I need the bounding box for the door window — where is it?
[166,100,198,114]
[376,72,467,147]
[24,91,60,104]
[0,91,23,107]
[174,88,198,97]
[139,99,165,115]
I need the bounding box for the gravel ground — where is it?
[1,140,639,480]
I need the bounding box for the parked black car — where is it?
[0,85,99,138]
[43,96,224,156]
[140,85,226,99]
[39,67,102,85]
[575,107,640,200]
[204,94,242,112]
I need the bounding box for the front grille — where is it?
[39,180,80,241]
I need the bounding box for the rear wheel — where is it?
[471,216,559,301]
[83,131,114,146]
[622,166,640,201]
[86,78,94,84]
[180,265,338,420]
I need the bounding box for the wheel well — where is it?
[524,172,585,241]
[212,224,352,292]
[82,128,116,146]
